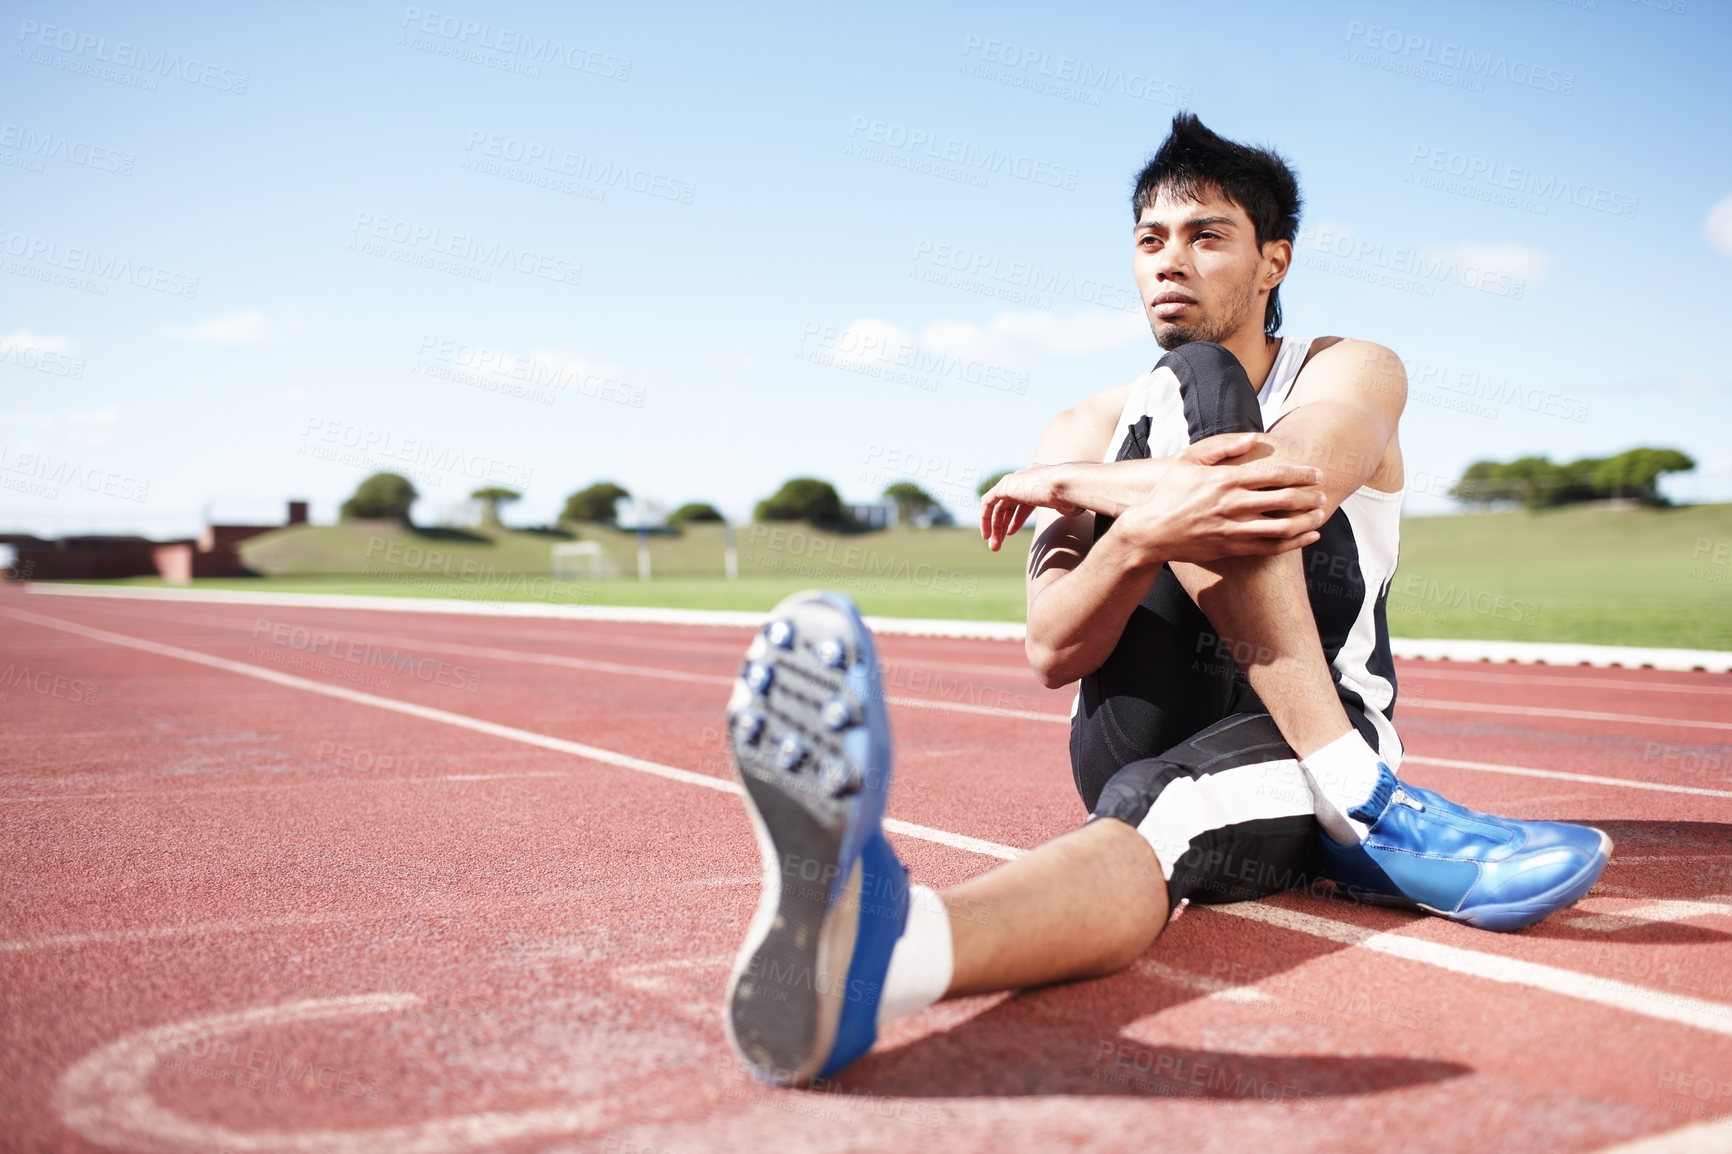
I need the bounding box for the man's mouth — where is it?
[1151,293,1196,320]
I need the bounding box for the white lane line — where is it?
[32,582,1732,670]
[0,605,985,871]
[2,913,360,953]
[1409,667,1732,697]
[0,771,567,804]
[1592,1116,1732,1154]
[1402,698,1732,733]
[1402,755,1732,802]
[15,607,1732,1047]
[1213,902,1732,1039]
[1566,897,1732,933]
[11,605,1727,806]
[222,614,1062,725]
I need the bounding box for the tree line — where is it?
[335,471,1020,529]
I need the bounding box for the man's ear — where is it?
[1261,238,1293,290]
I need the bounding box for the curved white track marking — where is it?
[54,995,619,1154]
[12,605,1732,1042]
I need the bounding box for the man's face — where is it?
[1132,186,1289,351]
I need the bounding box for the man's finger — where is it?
[1190,431,1263,465]
[1233,460,1324,489]
[1227,486,1323,516]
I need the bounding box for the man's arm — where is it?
[1007,396,1327,689]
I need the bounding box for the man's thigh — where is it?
[1091,712,1324,907]
[1069,564,1253,812]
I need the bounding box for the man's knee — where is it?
[1158,341,1264,442]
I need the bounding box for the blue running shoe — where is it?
[724,591,909,1085]
[1319,764,1612,932]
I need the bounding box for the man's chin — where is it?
[1154,321,1204,351]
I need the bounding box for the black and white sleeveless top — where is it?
[1100,337,1406,766]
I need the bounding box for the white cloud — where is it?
[1423,243,1553,284]
[164,309,272,343]
[830,308,1147,371]
[1705,195,1732,257]
[68,406,119,426]
[2,410,55,428]
[0,329,71,356]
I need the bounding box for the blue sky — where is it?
[3,0,1729,537]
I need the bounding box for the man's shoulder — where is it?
[1035,378,1140,463]
[1293,336,1407,413]
[1299,336,1403,377]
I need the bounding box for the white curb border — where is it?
[18,582,1731,672]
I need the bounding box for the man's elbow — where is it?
[1025,636,1080,689]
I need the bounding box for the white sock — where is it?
[875,885,954,1027]
[1299,729,1388,846]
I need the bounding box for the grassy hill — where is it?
[79,504,1732,646]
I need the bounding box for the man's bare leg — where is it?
[1170,550,1351,760]
[940,819,1166,997]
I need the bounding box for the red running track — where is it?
[3,586,1731,1154]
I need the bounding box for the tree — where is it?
[883,481,938,522]
[755,478,844,526]
[977,469,1014,498]
[562,481,631,524]
[668,502,725,525]
[1451,448,1695,509]
[471,486,521,526]
[340,473,418,523]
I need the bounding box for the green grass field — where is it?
[66,504,1732,647]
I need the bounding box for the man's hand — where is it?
[978,464,1085,552]
[1115,432,1327,563]
[980,432,1325,556]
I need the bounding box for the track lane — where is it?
[6,592,1732,1152]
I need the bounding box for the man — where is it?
[721,114,1611,1087]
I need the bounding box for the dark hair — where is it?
[1132,113,1301,336]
